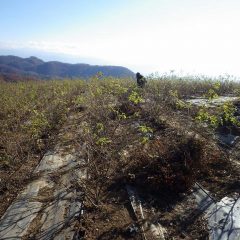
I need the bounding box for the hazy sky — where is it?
[1,0,240,75]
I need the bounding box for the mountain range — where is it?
[0,55,135,81]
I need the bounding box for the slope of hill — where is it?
[0,55,135,81]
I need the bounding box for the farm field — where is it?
[0,76,240,239]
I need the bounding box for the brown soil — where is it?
[77,188,143,240]
[0,152,43,218]
[0,110,84,219]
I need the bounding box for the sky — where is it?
[1,0,240,76]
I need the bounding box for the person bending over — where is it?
[136,72,147,88]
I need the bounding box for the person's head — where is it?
[136,72,141,78]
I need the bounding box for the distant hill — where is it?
[0,55,135,81]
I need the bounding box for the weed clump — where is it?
[124,134,205,193]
